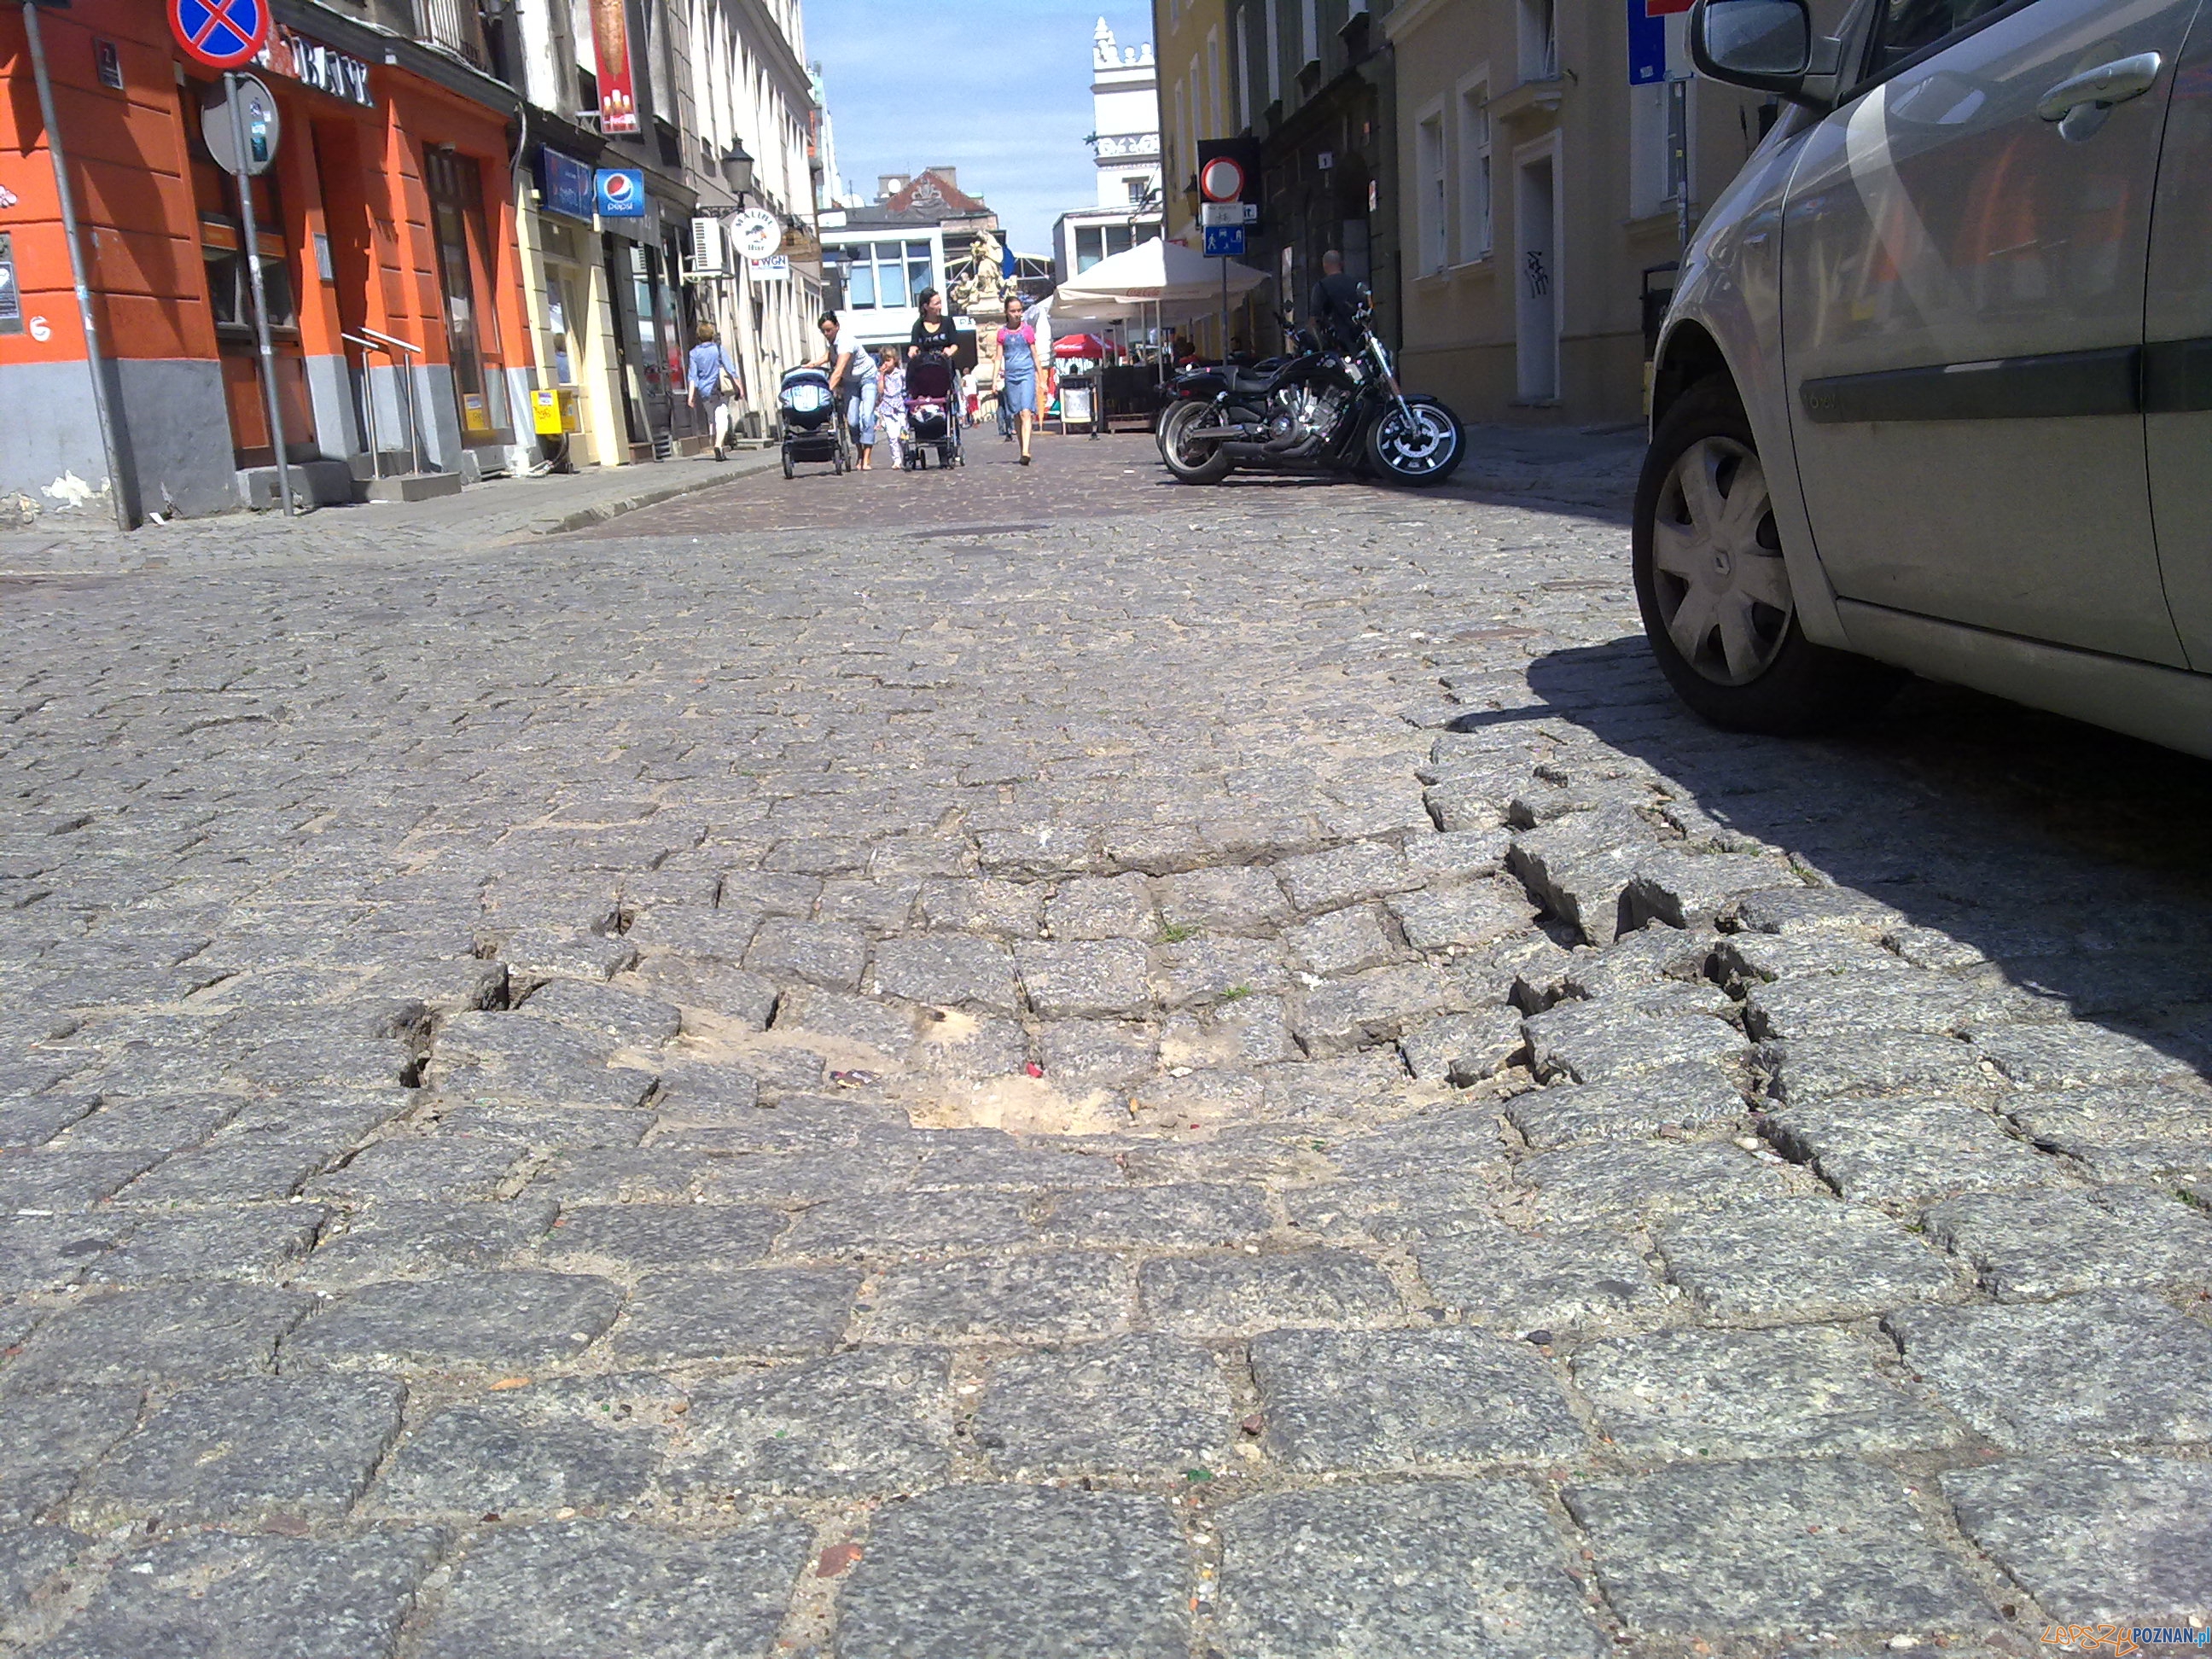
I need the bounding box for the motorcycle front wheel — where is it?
[1365,397,1464,486]
[1159,400,1236,485]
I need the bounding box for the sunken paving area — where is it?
[1,435,2209,1658]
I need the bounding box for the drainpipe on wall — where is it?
[21,0,133,530]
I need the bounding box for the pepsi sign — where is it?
[594,167,645,218]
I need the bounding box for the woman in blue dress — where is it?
[997,293,1039,466]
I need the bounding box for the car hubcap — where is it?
[1380,406,1455,473]
[1650,436,1795,686]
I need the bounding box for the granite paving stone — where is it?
[1919,1185,2212,1299]
[1940,1452,2212,1624]
[1215,1480,1606,1659]
[1281,905,1399,978]
[1252,1326,1583,1469]
[414,1518,811,1659]
[1572,1324,1969,1459]
[1138,1250,1400,1336]
[1014,939,1152,1017]
[374,1400,659,1516]
[0,1524,83,1620]
[86,1204,327,1285]
[3,1283,312,1390]
[1502,1064,1745,1148]
[1414,1221,1667,1333]
[1655,1197,1968,1324]
[32,1528,442,1659]
[1568,1457,1994,1639]
[1519,1139,1795,1226]
[870,934,1020,1012]
[1763,1098,2067,1204]
[284,1271,623,1372]
[1883,1291,2212,1449]
[777,1189,1037,1259]
[836,1485,1187,1659]
[538,1203,785,1269]
[971,1334,1231,1476]
[295,1200,558,1284]
[663,1347,950,1498]
[0,1388,145,1525]
[1036,1182,1272,1248]
[869,1252,1130,1342]
[1398,1006,1528,1085]
[74,1373,405,1527]
[611,1268,857,1360]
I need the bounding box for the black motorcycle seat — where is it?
[1225,367,1277,397]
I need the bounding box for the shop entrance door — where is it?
[423,145,512,449]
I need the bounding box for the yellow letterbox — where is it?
[532,387,581,435]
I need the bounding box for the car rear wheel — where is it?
[1633,376,1903,734]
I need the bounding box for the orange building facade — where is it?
[2,0,536,520]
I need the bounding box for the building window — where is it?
[829,240,934,308]
[1265,0,1280,105]
[1126,177,1150,206]
[1300,0,1318,67]
[1075,222,1138,272]
[1628,80,1669,219]
[1206,29,1222,137]
[1174,79,1190,189]
[1235,8,1251,128]
[1518,0,1558,82]
[424,145,509,439]
[1459,82,1493,259]
[1416,113,1447,276]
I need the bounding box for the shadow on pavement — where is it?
[1499,636,2212,1085]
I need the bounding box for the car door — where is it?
[1780,0,2196,666]
[2147,2,2212,669]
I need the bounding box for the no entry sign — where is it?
[171,0,271,71]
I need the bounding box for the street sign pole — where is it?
[22,0,133,530]
[225,72,293,515]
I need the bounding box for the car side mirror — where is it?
[1691,0,1845,109]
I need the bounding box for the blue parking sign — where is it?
[1203,225,1246,258]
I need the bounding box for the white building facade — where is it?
[1054,19,1164,281]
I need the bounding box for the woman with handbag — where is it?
[686,323,744,461]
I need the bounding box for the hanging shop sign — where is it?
[747,255,789,282]
[256,26,375,107]
[732,207,781,259]
[594,167,645,218]
[590,0,639,134]
[171,0,271,71]
[539,148,596,222]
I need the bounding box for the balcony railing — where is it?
[413,0,483,66]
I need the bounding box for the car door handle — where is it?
[2038,51,2163,139]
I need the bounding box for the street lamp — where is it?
[721,139,755,203]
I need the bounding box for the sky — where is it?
[801,1,1155,255]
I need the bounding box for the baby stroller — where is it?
[779,365,849,478]
[901,352,963,470]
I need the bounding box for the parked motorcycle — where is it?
[1156,303,1463,487]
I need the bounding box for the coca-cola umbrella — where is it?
[1052,334,1107,359]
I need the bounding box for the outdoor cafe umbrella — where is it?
[1051,236,1267,381]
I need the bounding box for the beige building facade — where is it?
[1387,0,1768,426]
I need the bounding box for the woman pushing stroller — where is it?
[811,310,880,470]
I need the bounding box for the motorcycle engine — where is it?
[1269,387,1349,446]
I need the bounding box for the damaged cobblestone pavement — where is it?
[2,438,2209,1659]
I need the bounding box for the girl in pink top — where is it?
[997,294,1039,465]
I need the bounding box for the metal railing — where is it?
[343,328,428,479]
[411,0,480,63]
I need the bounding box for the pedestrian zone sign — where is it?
[1203,225,1246,259]
[172,0,271,69]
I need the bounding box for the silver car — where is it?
[1639,0,2211,758]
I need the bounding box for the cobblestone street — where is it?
[2,431,2209,1658]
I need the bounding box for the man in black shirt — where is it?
[1307,250,1366,348]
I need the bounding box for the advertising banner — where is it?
[591,0,639,134]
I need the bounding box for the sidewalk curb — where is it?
[524,450,783,538]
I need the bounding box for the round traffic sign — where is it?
[200,75,281,175]
[171,0,271,70]
[1199,155,1247,203]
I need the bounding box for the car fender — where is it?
[1653,110,1849,651]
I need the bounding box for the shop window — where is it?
[423,145,510,439]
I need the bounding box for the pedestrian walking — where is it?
[812,310,880,470]
[997,293,1039,465]
[686,323,744,461]
[876,348,907,471]
[908,288,960,360]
